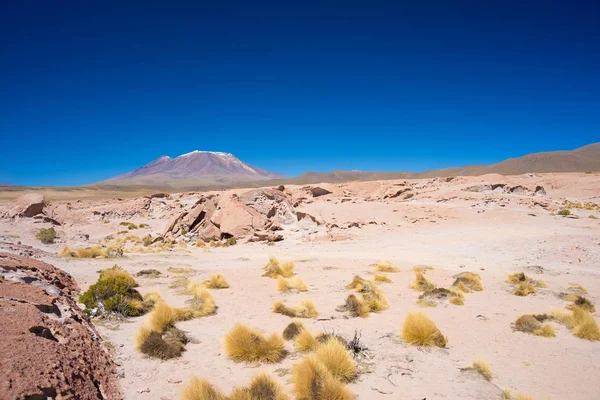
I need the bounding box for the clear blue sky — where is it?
[1,1,598,186]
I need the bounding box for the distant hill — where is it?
[100,151,284,189]
[280,143,600,184]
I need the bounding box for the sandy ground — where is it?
[1,172,600,399]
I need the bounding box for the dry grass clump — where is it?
[449,296,465,305]
[417,299,437,307]
[292,357,353,400]
[567,283,587,294]
[552,307,600,341]
[195,239,206,248]
[135,325,188,360]
[374,274,392,283]
[229,373,289,400]
[224,324,286,363]
[283,321,304,340]
[177,284,217,320]
[273,300,318,319]
[560,294,595,312]
[277,276,309,292]
[345,275,369,291]
[263,257,295,278]
[181,377,227,400]
[513,314,556,337]
[410,271,436,292]
[75,246,107,258]
[412,265,434,273]
[205,273,230,289]
[471,360,492,381]
[313,339,356,382]
[375,260,400,273]
[58,245,74,257]
[136,269,162,278]
[295,329,319,353]
[341,276,388,317]
[507,272,546,296]
[168,267,195,275]
[452,272,483,292]
[513,281,536,296]
[401,312,447,347]
[148,301,180,332]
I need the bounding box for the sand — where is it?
[1,172,599,399]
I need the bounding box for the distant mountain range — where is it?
[15,142,593,191]
[100,151,283,189]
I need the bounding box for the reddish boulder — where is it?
[0,253,122,399]
[211,196,269,238]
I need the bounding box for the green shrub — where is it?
[119,222,138,230]
[223,237,237,247]
[36,228,57,244]
[79,265,146,317]
[557,209,571,216]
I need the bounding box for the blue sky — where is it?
[1,0,598,186]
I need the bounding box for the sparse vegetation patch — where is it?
[36,227,57,244]
[401,312,447,347]
[224,323,286,364]
[273,300,318,319]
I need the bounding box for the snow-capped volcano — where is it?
[100,151,283,188]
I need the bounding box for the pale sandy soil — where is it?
[1,172,599,400]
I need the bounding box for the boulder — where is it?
[310,187,332,197]
[9,193,45,218]
[0,252,121,399]
[211,197,269,239]
[196,223,222,242]
[239,188,297,225]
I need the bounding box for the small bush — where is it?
[375,260,400,273]
[224,324,286,363]
[410,271,436,292]
[36,227,57,244]
[120,221,138,230]
[374,274,392,283]
[277,276,308,292]
[513,282,536,296]
[292,357,353,400]
[205,273,230,289]
[273,300,318,319]
[514,314,556,337]
[263,257,295,278]
[136,326,187,360]
[557,209,571,216]
[508,273,545,296]
[401,312,447,347]
[79,265,145,317]
[136,269,161,278]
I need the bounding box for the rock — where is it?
[534,186,546,196]
[32,215,61,225]
[9,193,46,218]
[310,187,332,197]
[195,223,222,242]
[384,187,411,199]
[211,197,269,239]
[0,253,122,399]
[249,230,283,242]
[148,193,169,199]
[239,188,297,225]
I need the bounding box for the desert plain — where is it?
[1,172,599,400]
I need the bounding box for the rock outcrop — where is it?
[8,193,46,218]
[0,253,122,399]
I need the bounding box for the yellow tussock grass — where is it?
[341,294,370,318]
[273,300,318,319]
[513,282,536,296]
[412,265,434,273]
[229,372,289,400]
[205,273,229,289]
[295,329,318,353]
[177,285,216,319]
[168,267,195,275]
[224,324,286,363]
[135,325,187,360]
[401,312,447,347]
[283,321,304,340]
[292,357,353,400]
[181,377,227,400]
[514,315,556,337]
[410,271,436,292]
[501,390,536,400]
[148,301,180,332]
[313,339,356,382]
[568,283,587,294]
[263,257,294,278]
[452,272,483,291]
[58,245,74,257]
[417,299,437,307]
[449,296,464,305]
[471,360,492,381]
[345,275,368,290]
[563,295,595,313]
[75,246,106,258]
[375,260,399,273]
[195,239,206,248]
[374,274,392,283]
[277,276,308,292]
